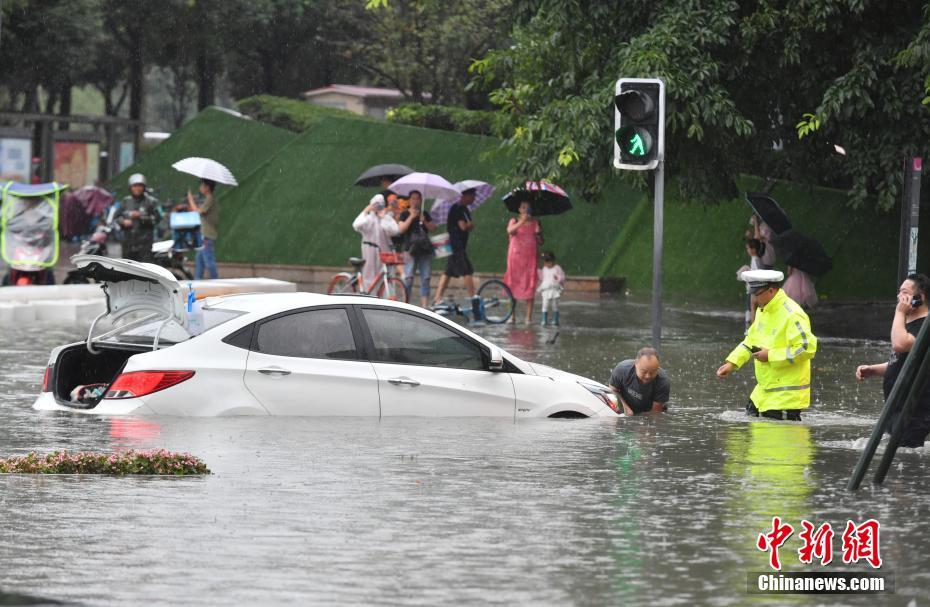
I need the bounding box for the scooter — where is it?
[151,239,194,281]
[1,181,64,286]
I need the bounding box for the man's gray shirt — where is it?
[608,359,670,414]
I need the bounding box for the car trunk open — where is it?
[50,255,190,409]
[52,343,148,409]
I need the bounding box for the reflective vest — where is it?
[726,289,817,412]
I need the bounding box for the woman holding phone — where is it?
[856,273,930,447]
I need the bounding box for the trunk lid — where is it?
[72,254,188,328]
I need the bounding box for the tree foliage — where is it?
[474,0,930,209]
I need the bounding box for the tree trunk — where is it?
[44,88,59,114]
[21,86,39,113]
[196,47,216,110]
[128,29,145,122]
[58,83,72,130]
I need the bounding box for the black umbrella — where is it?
[745,192,792,235]
[502,181,572,217]
[354,164,415,187]
[772,229,833,276]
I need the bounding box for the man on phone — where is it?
[716,269,818,420]
[855,273,930,446]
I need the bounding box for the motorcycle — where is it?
[1,181,64,286]
[64,204,195,283]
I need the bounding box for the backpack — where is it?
[407,224,434,256]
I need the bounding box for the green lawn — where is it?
[115,107,916,302]
[217,115,641,277]
[109,107,297,202]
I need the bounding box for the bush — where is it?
[236,95,372,133]
[387,103,512,138]
[0,449,211,475]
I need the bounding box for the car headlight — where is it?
[579,381,620,413]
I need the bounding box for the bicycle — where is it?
[327,245,410,302]
[431,278,515,324]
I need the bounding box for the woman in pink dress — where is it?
[504,201,543,324]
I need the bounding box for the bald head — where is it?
[634,347,661,383]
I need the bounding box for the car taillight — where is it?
[42,365,53,392]
[104,371,195,399]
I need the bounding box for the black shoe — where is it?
[785,410,802,422]
[746,402,760,417]
[761,409,785,420]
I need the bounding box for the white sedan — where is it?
[33,256,620,418]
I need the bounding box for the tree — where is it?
[346,0,514,107]
[474,0,930,208]
[0,0,98,115]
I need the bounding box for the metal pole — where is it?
[897,157,922,284]
[873,342,930,484]
[907,157,922,275]
[652,159,664,352]
[847,313,930,489]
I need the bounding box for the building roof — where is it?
[301,84,430,101]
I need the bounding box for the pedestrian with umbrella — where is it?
[172,157,238,279]
[501,181,570,324]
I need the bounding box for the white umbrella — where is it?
[172,157,238,186]
[387,172,458,200]
[430,180,495,225]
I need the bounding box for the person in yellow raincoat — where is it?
[716,269,817,420]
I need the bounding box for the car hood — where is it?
[72,254,188,328]
[528,362,608,389]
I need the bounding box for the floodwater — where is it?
[1,296,928,606]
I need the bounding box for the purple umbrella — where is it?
[429,180,495,225]
[387,172,458,201]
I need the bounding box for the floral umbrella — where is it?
[502,181,572,216]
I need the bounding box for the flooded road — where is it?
[1,296,928,606]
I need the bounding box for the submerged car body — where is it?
[34,256,619,418]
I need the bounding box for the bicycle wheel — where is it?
[377,276,409,302]
[478,279,514,324]
[328,273,359,295]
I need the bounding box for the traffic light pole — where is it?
[652,160,664,352]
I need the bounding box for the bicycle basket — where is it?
[379,251,405,266]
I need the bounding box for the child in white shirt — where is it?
[537,251,565,326]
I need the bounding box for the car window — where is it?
[256,308,358,359]
[362,308,485,370]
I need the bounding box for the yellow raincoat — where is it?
[726,289,817,412]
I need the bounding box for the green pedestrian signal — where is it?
[613,79,665,171]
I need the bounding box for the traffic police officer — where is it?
[116,173,159,262]
[716,269,817,420]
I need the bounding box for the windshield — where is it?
[102,307,245,345]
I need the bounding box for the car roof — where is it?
[203,291,423,315]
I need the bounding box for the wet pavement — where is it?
[0,295,927,606]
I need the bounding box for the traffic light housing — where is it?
[613,78,665,171]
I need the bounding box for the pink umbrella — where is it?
[429,180,495,225]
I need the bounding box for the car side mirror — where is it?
[488,346,504,371]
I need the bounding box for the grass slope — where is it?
[109,107,296,201]
[218,115,641,277]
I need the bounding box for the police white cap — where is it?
[740,269,784,289]
[369,194,386,207]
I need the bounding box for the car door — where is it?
[244,306,380,416]
[358,306,515,417]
